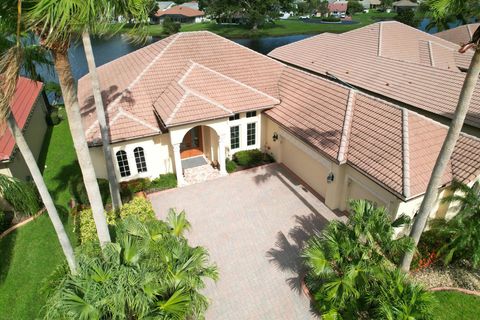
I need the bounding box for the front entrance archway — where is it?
[180,126,203,159]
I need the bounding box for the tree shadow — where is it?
[0,230,17,285]
[37,124,54,174]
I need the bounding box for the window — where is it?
[134,147,147,173]
[246,111,257,118]
[229,113,240,121]
[230,126,240,149]
[116,150,131,177]
[247,123,256,146]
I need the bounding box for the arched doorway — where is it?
[180,126,203,159]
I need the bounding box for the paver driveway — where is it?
[149,163,344,319]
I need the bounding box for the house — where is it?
[152,5,206,24]
[179,1,200,10]
[360,0,381,10]
[392,0,419,12]
[269,21,480,136]
[435,23,480,47]
[78,31,480,224]
[0,77,48,181]
[328,1,348,16]
[157,1,175,11]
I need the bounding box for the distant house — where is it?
[392,0,419,12]
[0,77,48,181]
[360,0,381,10]
[157,1,175,11]
[152,5,206,24]
[435,23,480,47]
[179,1,200,10]
[328,1,348,16]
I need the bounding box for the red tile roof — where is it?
[0,77,43,161]
[268,21,480,128]
[155,5,204,17]
[328,1,348,13]
[78,31,480,199]
[435,23,480,47]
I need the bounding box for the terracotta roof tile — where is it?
[435,23,480,47]
[155,5,204,17]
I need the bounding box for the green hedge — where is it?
[77,197,156,244]
[232,149,275,167]
[149,173,177,191]
[226,159,237,173]
[69,178,111,206]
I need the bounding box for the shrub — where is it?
[118,197,155,222]
[69,178,111,206]
[78,209,116,244]
[226,158,237,173]
[0,210,13,233]
[321,16,341,22]
[162,17,180,35]
[119,178,151,199]
[233,149,264,166]
[148,173,177,191]
[46,110,61,126]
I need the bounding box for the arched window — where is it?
[134,147,147,173]
[116,150,130,177]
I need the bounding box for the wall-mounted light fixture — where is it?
[327,172,335,184]
[272,132,279,142]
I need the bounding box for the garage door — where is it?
[281,138,328,198]
[347,180,387,208]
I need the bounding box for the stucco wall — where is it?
[7,96,48,181]
[90,133,174,182]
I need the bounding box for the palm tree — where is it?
[44,215,218,319]
[0,1,77,273]
[400,0,480,272]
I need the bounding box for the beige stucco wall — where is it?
[5,96,48,181]
[90,133,174,182]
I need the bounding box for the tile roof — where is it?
[268,21,480,128]
[435,23,480,47]
[328,1,348,12]
[78,31,480,200]
[155,5,204,17]
[0,77,43,161]
[393,0,418,7]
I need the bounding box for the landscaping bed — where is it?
[226,149,275,173]
[412,261,480,292]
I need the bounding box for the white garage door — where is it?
[281,138,328,198]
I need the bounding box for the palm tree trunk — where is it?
[400,48,480,272]
[51,49,111,246]
[81,31,122,211]
[6,112,77,274]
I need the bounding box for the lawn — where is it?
[131,11,397,38]
[0,109,79,319]
[432,291,480,320]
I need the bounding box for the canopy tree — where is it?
[400,0,480,272]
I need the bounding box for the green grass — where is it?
[136,11,397,38]
[0,109,79,319]
[432,291,480,320]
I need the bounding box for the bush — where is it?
[69,178,111,206]
[118,197,155,222]
[321,16,341,22]
[46,110,61,126]
[119,178,151,199]
[0,210,13,233]
[226,158,237,173]
[233,149,264,166]
[77,209,116,244]
[162,17,180,35]
[148,173,177,191]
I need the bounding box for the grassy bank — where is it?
[130,11,397,38]
[0,109,79,319]
[432,291,480,320]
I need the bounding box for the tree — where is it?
[302,200,434,319]
[381,0,393,10]
[317,0,329,17]
[418,0,479,32]
[0,0,76,273]
[44,214,218,319]
[400,1,480,272]
[395,9,420,27]
[347,0,364,15]
[162,17,181,35]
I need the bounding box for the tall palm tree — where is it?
[400,0,480,271]
[0,0,76,273]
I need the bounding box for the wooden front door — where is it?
[180,127,203,159]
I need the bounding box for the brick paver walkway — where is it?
[148,163,344,319]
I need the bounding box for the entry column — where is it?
[218,135,228,175]
[173,143,186,186]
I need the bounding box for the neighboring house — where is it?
[157,1,175,11]
[0,77,48,181]
[328,1,348,16]
[269,21,480,136]
[77,31,480,224]
[152,5,206,23]
[392,0,419,12]
[435,23,480,47]
[360,0,381,10]
[179,1,200,10]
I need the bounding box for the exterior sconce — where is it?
[272,132,279,142]
[327,172,335,184]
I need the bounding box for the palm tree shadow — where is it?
[0,231,17,285]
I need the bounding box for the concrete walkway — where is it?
[149,163,344,319]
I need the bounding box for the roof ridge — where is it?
[427,40,435,67]
[165,92,190,125]
[85,33,181,135]
[402,108,411,198]
[193,62,280,103]
[377,21,383,57]
[337,89,356,163]
[117,108,160,132]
